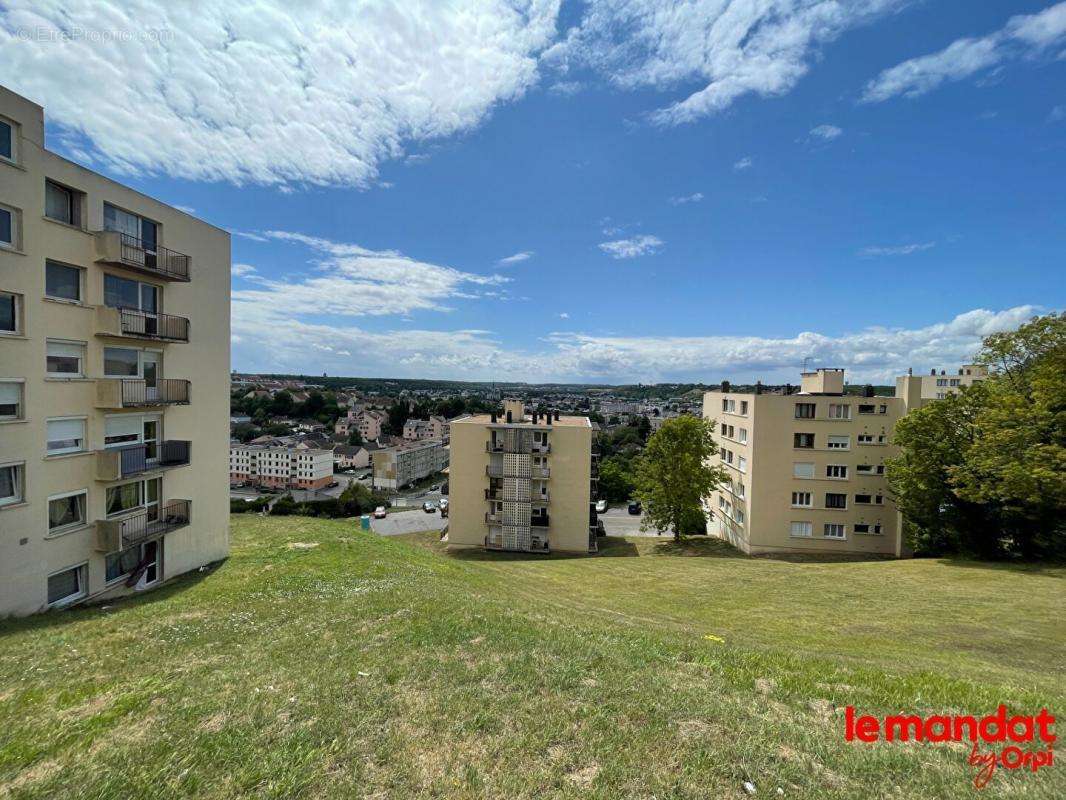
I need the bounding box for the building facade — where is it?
[0,86,230,616]
[229,444,333,490]
[703,369,916,557]
[913,364,988,400]
[402,415,448,441]
[372,439,448,490]
[449,399,595,554]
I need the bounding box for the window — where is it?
[1,291,20,335]
[793,462,814,479]
[740,401,748,415]
[738,456,747,473]
[853,523,870,534]
[790,521,812,538]
[791,491,812,507]
[878,405,887,414]
[104,203,158,250]
[795,403,816,419]
[855,494,873,505]
[45,261,82,302]
[104,347,141,377]
[104,274,159,313]
[736,483,745,499]
[106,477,159,518]
[46,340,85,378]
[47,564,87,606]
[826,465,848,479]
[793,432,814,448]
[856,464,879,475]
[0,118,11,161]
[735,508,745,524]
[106,544,144,583]
[857,434,874,444]
[828,404,851,420]
[720,423,727,435]
[825,493,848,509]
[858,404,875,414]
[738,428,747,443]
[0,462,24,506]
[874,523,882,534]
[48,490,87,533]
[827,435,850,450]
[47,418,87,455]
[0,203,16,249]
[45,180,82,226]
[824,523,846,539]
[0,381,23,420]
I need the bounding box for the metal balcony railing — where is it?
[531,515,549,528]
[113,378,190,407]
[96,499,191,550]
[485,512,503,525]
[97,440,191,481]
[531,466,550,479]
[116,308,190,342]
[485,488,502,500]
[95,231,191,281]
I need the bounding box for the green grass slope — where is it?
[1,516,1063,799]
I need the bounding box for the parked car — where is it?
[595,499,608,514]
[422,501,438,513]
[373,506,388,519]
[361,472,372,480]
[327,481,339,488]
[627,500,642,515]
[439,498,449,511]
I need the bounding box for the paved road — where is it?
[370,508,445,536]
[598,506,670,537]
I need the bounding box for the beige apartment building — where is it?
[372,438,448,490]
[0,86,230,616]
[229,444,333,490]
[448,399,596,554]
[912,364,988,400]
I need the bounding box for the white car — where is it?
[439,498,449,510]
[373,506,387,519]
[595,499,608,514]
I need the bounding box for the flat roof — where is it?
[453,414,590,428]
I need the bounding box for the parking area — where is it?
[370,508,445,536]
[598,506,670,537]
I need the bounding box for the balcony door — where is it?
[105,274,160,335]
[142,352,160,399]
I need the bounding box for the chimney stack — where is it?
[505,410,512,423]
[491,411,497,423]
[864,384,874,398]
[721,380,730,393]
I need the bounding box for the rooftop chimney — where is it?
[721,380,731,393]
[863,384,874,398]
[785,383,792,395]
[490,411,497,423]
[505,410,512,423]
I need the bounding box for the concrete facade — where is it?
[0,85,230,616]
[229,444,333,490]
[448,400,595,554]
[372,439,448,490]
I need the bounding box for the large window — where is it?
[105,541,160,585]
[106,477,159,519]
[0,462,24,506]
[46,418,87,455]
[827,435,850,450]
[793,462,814,479]
[47,564,87,606]
[790,521,812,538]
[0,118,11,160]
[824,524,846,539]
[828,404,851,420]
[0,203,16,249]
[104,203,158,251]
[1,290,20,335]
[46,340,85,378]
[48,490,87,534]
[104,274,159,313]
[45,261,82,302]
[825,493,848,509]
[0,381,23,420]
[793,432,814,448]
[104,347,140,377]
[795,403,816,419]
[104,414,160,459]
[45,180,82,226]
[826,465,848,479]
[791,491,812,507]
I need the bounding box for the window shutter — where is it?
[0,382,20,404]
[48,418,85,442]
[47,341,84,358]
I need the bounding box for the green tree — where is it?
[347,430,364,446]
[232,422,259,443]
[633,416,726,542]
[270,391,294,416]
[598,456,636,503]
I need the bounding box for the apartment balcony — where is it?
[531,443,551,454]
[484,529,550,553]
[96,378,190,409]
[486,442,505,453]
[484,488,502,501]
[96,306,190,343]
[94,230,190,281]
[94,499,191,552]
[531,515,549,528]
[531,466,550,479]
[96,440,191,481]
[485,512,503,525]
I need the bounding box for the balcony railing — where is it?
[94,499,191,551]
[532,466,550,479]
[532,443,551,454]
[96,378,190,409]
[486,442,505,453]
[485,512,502,525]
[96,440,191,481]
[96,306,189,342]
[531,515,549,528]
[485,488,502,501]
[94,230,191,281]
[484,532,550,553]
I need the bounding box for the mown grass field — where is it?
[1,516,1063,799]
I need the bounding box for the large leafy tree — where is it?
[888,312,1065,559]
[633,416,726,541]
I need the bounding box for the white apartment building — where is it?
[0,85,230,616]
[372,439,448,490]
[229,444,333,491]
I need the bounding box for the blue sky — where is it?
[3,0,1064,383]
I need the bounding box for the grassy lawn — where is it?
[0,517,1062,799]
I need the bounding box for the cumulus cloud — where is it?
[669,192,704,205]
[862,2,1066,102]
[497,250,534,265]
[546,0,907,125]
[231,263,257,277]
[232,303,1041,384]
[598,234,664,259]
[0,0,560,187]
[558,312,570,319]
[733,157,754,171]
[858,241,936,257]
[809,124,843,141]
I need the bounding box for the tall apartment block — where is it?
[911,364,988,400]
[449,399,596,553]
[372,438,448,490]
[0,86,230,616]
[229,444,333,490]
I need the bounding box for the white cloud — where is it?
[809,124,843,141]
[733,157,754,171]
[0,0,561,188]
[546,0,907,125]
[598,234,664,259]
[231,263,257,277]
[549,80,585,96]
[669,192,703,205]
[497,250,534,265]
[558,312,570,319]
[862,2,1066,102]
[858,241,936,257]
[1051,104,1066,121]
[232,304,1041,384]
